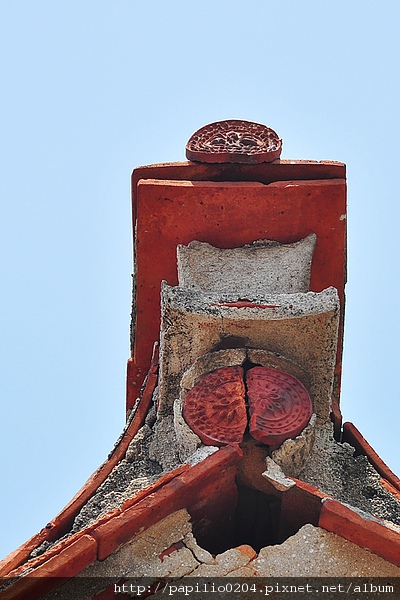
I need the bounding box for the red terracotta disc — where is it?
[186,120,282,164]
[246,366,312,448]
[183,366,247,446]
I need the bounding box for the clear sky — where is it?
[1,1,399,560]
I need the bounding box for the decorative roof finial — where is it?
[186,119,282,164]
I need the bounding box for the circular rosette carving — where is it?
[182,366,247,446]
[246,366,312,448]
[186,120,282,164]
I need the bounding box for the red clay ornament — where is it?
[183,366,247,446]
[246,366,312,448]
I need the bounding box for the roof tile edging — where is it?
[342,422,400,492]
[4,464,189,580]
[0,344,159,577]
[93,445,243,561]
[0,534,97,600]
[319,498,400,567]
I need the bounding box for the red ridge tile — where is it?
[342,422,400,492]
[319,499,400,567]
[94,446,242,560]
[1,350,159,576]
[0,534,97,600]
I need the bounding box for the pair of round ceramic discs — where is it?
[183,365,312,449]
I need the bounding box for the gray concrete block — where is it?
[177,234,317,296]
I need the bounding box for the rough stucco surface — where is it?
[45,513,400,599]
[298,424,400,525]
[253,523,400,577]
[177,234,317,296]
[158,284,339,420]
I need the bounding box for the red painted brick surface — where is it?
[319,499,400,567]
[278,478,327,542]
[130,169,346,409]
[246,367,313,447]
[183,366,247,446]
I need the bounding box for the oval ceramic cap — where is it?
[186,120,282,164]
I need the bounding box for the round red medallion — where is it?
[182,366,247,446]
[246,366,312,448]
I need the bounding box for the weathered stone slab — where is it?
[271,413,317,477]
[177,234,316,296]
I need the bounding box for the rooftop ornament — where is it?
[186,119,282,164]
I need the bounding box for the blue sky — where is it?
[1,1,400,560]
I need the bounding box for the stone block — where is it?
[262,457,296,492]
[158,283,339,421]
[177,234,316,296]
[189,547,253,577]
[173,397,202,462]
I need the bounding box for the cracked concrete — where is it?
[45,512,400,599]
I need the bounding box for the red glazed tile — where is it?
[183,366,247,446]
[246,366,313,447]
[319,499,400,567]
[0,525,55,578]
[1,535,97,600]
